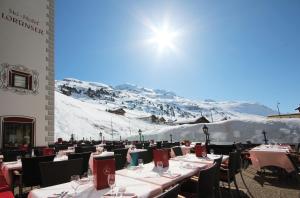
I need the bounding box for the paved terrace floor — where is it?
[218,165,300,198]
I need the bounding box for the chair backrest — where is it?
[145,147,154,163]
[287,153,299,172]
[234,149,242,173]
[54,144,68,152]
[114,154,124,170]
[68,152,91,175]
[172,146,183,156]
[75,146,96,153]
[213,155,223,190]
[155,184,180,198]
[113,148,129,169]
[227,152,238,177]
[39,158,83,187]
[295,143,300,153]
[156,141,162,149]
[21,155,55,187]
[197,162,217,198]
[135,143,143,149]
[3,150,27,162]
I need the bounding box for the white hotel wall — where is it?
[0,0,54,147]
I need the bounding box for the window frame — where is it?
[9,70,32,90]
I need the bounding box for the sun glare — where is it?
[149,27,177,53]
[142,16,181,55]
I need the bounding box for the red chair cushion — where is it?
[0,191,14,198]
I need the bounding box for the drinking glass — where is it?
[157,161,163,174]
[70,175,80,196]
[210,149,214,155]
[107,174,116,194]
[202,151,206,158]
[138,159,143,168]
[87,168,93,181]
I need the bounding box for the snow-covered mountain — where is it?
[54,78,300,143]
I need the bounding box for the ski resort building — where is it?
[0,0,54,149]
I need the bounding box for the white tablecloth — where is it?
[171,154,228,164]
[28,174,162,198]
[117,160,206,190]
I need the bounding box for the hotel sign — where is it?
[1,8,44,35]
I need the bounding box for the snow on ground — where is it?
[55,78,300,143]
[55,92,165,140]
[128,118,300,143]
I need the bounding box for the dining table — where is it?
[28,174,162,198]
[249,144,295,173]
[27,151,225,198]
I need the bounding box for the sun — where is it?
[143,18,181,55]
[149,27,177,53]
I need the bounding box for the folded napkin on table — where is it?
[161,172,181,179]
[103,193,137,198]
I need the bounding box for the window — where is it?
[2,117,35,149]
[9,70,32,90]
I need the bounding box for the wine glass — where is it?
[16,156,21,163]
[210,149,214,155]
[70,175,80,196]
[202,151,206,158]
[107,174,116,195]
[157,161,163,174]
[118,186,126,198]
[87,168,93,182]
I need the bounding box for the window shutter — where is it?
[8,70,12,86]
[29,75,32,90]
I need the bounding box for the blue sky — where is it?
[55,0,300,114]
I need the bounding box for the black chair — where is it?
[68,152,91,175]
[220,152,240,198]
[75,146,96,153]
[113,148,129,169]
[39,159,83,187]
[213,155,223,198]
[135,143,143,149]
[197,163,218,198]
[3,150,27,162]
[16,155,55,195]
[145,146,154,164]
[156,141,162,149]
[104,145,114,151]
[287,153,300,183]
[114,154,125,170]
[155,184,180,198]
[54,144,69,152]
[172,146,183,156]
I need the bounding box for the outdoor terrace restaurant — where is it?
[0,135,299,198]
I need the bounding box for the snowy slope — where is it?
[128,118,300,143]
[55,78,300,143]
